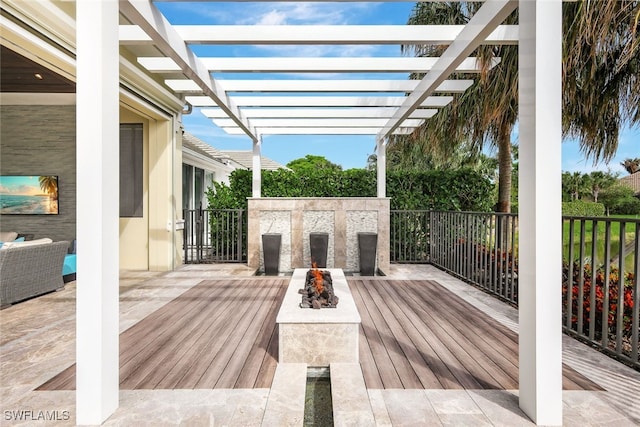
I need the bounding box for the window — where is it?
[120,124,143,217]
[194,167,205,210]
[182,163,193,210]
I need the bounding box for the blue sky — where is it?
[162,2,639,176]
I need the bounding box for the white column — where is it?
[377,139,387,198]
[76,1,119,424]
[518,0,563,425]
[252,138,262,198]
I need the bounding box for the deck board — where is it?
[37,278,287,390]
[350,278,404,388]
[38,276,602,392]
[350,279,603,391]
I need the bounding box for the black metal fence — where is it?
[390,210,430,263]
[183,208,246,263]
[562,216,639,369]
[392,210,520,304]
[428,211,519,305]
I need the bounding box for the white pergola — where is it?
[78,0,562,425]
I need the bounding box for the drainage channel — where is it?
[304,367,333,426]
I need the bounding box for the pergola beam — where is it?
[187,95,454,108]
[121,24,517,45]
[139,56,499,73]
[119,0,257,140]
[223,127,414,135]
[213,118,424,128]
[378,0,517,141]
[167,79,473,93]
[202,107,437,119]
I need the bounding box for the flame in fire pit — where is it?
[311,262,324,294]
[299,266,338,308]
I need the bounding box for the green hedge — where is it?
[562,200,606,217]
[207,168,493,212]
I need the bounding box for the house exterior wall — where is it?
[0,103,181,271]
[148,118,180,271]
[120,96,183,271]
[119,108,150,270]
[247,197,390,273]
[0,104,76,242]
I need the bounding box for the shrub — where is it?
[562,200,606,217]
[207,167,493,212]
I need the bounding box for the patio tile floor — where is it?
[1,264,638,426]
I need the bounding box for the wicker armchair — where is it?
[0,241,69,308]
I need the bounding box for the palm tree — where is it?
[401,2,518,212]
[400,1,640,212]
[585,171,617,203]
[38,176,58,200]
[563,1,640,163]
[562,171,587,201]
[620,158,640,175]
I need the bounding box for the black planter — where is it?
[262,233,281,275]
[357,232,377,276]
[309,232,329,268]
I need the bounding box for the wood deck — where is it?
[38,277,600,391]
[350,279,601,390]
[38,278,287,390]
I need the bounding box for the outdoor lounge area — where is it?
[1,264,638,426]
[3,0,639,425]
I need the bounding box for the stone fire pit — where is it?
[276,269,361,366]
[299,268,339,309]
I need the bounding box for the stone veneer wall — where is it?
[0,106,76,242]
[248,198,390,273]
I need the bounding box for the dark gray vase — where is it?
[309,232,329,268]
[262,233,281,275]
[357,232,377,276]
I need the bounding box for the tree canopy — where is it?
[286,155,342,174]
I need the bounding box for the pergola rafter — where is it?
[377,0,518,141]
[186,95,454,108]
[137,56,500,73]
[118,1,513,140]
[120,24,518,45]
[119,0,257,140]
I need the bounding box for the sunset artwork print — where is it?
[0,176,59,215]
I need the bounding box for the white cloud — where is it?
[235,2,373,26]
[256,10,288,25]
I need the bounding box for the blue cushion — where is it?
[63,254,77,275]
[14,237,25,242]
[0,242,3,248]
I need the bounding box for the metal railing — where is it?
[429,211,519,305]
[390,210,430,263]
[562,216,639,369]
[183,208,246,263]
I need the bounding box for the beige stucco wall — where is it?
[247,197,390,273]
[119,102,182,271]
[119,108,149,270]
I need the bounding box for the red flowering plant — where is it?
[562,261,635,340]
